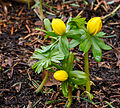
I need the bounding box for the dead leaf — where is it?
[34,21,44,26]
[42,70,61,86]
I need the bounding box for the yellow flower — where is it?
[52,19,66,36]
[87,17,102,36]
[53,70,68,81]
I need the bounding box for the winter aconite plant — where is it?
[67,16,112,96]
[32,18,88,108]
[32,17,112,108]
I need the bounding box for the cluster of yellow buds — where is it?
[53,70,68,81]
[52,17,102,37]
[52,17,102,81]
[87,17,102,36]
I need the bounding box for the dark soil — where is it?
[0,0,120,108]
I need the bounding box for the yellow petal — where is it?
[52,19,66,36]
[53,70,68,81]
[87,17,102,36]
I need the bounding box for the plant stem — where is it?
[84,52,90,93]
[66,85,72,108]
[27,0,30,8]
[35,70,48,93]
[39,0,44,20]
[51,62,63,70]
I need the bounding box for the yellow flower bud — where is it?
[53,70,68,81]
[52,19,66,36]
[87,17,102,36]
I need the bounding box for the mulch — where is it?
[0,0,120,107]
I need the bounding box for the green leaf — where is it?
[61,81,68,97]
[66,29,85,41]
[44,18,52,32]
[83,0,88,4]
[102,34,117,38]
[32,45,64,74]
[79,33,89,44]
[35,28,46,32]
[0,67,1,72]
[84,91,94,101]
[51,52,64,63]
[35,61,45,74]
[46,31,58,37]
[45,100,61,105]
[69,16,86,29]
[69,70,87,86]
[39,39,59,53]
[92,38,102,62]
[79,38,92,53]
[94,37,112,50]
[32,61,41,69]
[33,98,42,107]
[66,52,74,72]
[44,59,51,68]
[80,97,95,105]
[58,36,69,58]
[69,39,80,48]
[104,101,115,108]
[66,16,72,32]
[32,52,46,60]
[95,32,106,37]
[35,45,52,53]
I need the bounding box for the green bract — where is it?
[32,44,64,74]
[68,17,112,62]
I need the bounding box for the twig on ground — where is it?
[0,89,10,91]
[18,7,24,16]
[22,32,43,40]
[101,4,120,20]
[25,24,31,33]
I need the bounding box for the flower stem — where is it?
[66,85,72,108]
[39,0,44,20]
[84,52,90,93]
[51,62,63,70]
[35,70,48,93]
[27,0,30,8]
